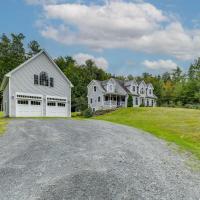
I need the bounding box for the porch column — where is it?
[110,94,111,108]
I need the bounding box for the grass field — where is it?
[0,112,8,135]
[94,107,200,159]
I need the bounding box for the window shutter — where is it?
[50,77,54,87]
[34,75,38,85]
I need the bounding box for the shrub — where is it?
[127,95,133,107]
[139,103,145,107]
[82,107,93,118]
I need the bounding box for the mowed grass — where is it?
[0,112,8,135]
[94,107,200,159]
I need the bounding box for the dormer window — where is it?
[94,86,96,92]
[109,84,113,91]
[140,88,144,94]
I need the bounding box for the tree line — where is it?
[0,33,200,111]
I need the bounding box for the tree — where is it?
[0,33,26,83]
[27,40,41,57]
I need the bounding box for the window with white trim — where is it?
[18,100,28,105]
[40,72,49,86]
[31,101,41,106]
[58,103,65,107]
[47,102,56,106]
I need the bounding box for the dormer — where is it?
[124,80,138,94]
[138,80,147,96]
[106,79,115,93]
[146,83,154,97]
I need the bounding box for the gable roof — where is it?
[0,49,73,90]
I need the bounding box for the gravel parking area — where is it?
[0,119,199,200]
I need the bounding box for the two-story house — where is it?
[0,50,73,117]
[87,78,157,111]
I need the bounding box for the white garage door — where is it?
[16,93,43,117]
[46,96,67,117]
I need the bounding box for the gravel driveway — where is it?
[0,119,200,200]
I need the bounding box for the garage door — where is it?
[16,93,43,117]
[46,96,67,117]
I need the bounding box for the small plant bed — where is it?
[93,108,117,116]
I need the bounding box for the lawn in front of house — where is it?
[94,107,200,159]
[0,112,8,135]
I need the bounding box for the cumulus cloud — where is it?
[34,0,200,61]
[73,53,108,70]
[143,59,177,70]
[25,0,58,5]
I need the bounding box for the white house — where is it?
[87,78,157,111]
[0,50,73,117]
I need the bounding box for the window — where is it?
[47,102,56,106]
[50,77,54,87]
[18,100,28,105]
[31,101,41,106]
[98,96,101,102]
[149,89,152,94]
[121,96,125,102]
[40,72,49,86]
[152,100,154,106]
[135,98,138,105]
[132,86,135,92]
[140,88,144,94]
[109,84,113,91]
[58,103,65,107]
[90,98,93,104]
[34,75,38,85]
[94,86,96,92]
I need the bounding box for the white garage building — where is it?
[0,50,73,117]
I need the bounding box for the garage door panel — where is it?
[46,96,67,117]
[16,94,43,117]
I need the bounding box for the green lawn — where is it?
[94,107,200,159]
[0,112,8,135]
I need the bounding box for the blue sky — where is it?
[1,0,200,76]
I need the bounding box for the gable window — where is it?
[34,74,38,85]
[40,72,49,86]
[94,86,96,92]
[98,96,101,102]
[149,89,152,94]
[132,86,135,92]
[50,77,54,87]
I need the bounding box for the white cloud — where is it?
[143,59,177,70]
[25,0,56,5]
[73,53,108,70]
[34,0,200,61]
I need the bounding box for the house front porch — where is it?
[103,94,127,108]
